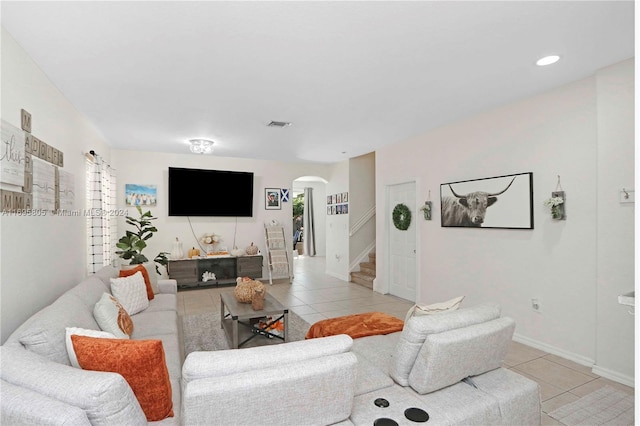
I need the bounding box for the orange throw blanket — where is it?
[305,312,404,340]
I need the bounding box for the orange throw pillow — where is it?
[71,335,173,421]
[119,265,154,300]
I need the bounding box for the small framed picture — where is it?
[327,206,332,215]
[332,206,336,215]
[125,184,157,206]
[327,195,332,205]
[342,204,348,214]
[336,193,342,203]
[342,192,348,202]
[265,188,281,210]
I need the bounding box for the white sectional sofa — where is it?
[1,265,541,425]
[180,302,542,425]
[1,265,183,425]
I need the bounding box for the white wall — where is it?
[375,59,634,384]
[325,160,350,280]
[349,152,376,264]
[111,150,332,279]
[1,28,112,342]
[594,60,635,383]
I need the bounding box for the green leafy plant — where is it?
[115,206,168,273]
[292,193,304,218]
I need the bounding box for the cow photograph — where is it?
[440,172,533,229]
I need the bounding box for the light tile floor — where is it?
[177,255,634,426]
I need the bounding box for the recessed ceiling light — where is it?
[536,55,561,66]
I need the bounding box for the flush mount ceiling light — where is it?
[536,55,561,66]
[189,139,214,154]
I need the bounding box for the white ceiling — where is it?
[1,1,634,164]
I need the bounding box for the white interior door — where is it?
[388,181,417,301]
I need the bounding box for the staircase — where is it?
[350,252,376,289]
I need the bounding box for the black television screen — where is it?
[168,167,254,217]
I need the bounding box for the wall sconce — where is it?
[420,191,433,220]
[544,175,566,220]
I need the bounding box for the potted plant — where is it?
[115,206,169,274]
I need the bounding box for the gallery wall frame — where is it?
[440,172,533,229]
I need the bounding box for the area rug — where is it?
[548,386,634,426]
[181,310,311,355]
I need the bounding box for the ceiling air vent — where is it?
[267,121,292,128]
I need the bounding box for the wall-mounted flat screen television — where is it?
[168,167,254,217]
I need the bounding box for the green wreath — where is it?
[392,203,412,230]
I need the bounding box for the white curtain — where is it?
[86,155,117,274]
[303,187,316,256]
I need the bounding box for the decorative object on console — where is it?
[245,242,259,255]
[544,175,566,220]
[231,247,245,257]
[392,203,412,230]
[170,237,184,259]
[234,276,266,303]
[115,206,169,272]
[188,247,200,258]
[202,271,216,282]
[440,172,534,229]
[200,233,221,254]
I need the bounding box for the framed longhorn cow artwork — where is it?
[440,172,534,229]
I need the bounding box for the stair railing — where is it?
[349,205,375,237]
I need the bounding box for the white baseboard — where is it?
[512,333,635,388]
[326,270,350,282]
[513,333,595,367]
[591,365,635,388]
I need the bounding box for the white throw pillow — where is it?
[404,296,465,322]
[93,292,133,339]
[110,271,149,315]
[65,327,117,368]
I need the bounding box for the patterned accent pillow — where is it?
[93,293,133,338]
[70,335,174,422]
[110,271,149,315]
[119,265,154,300]
[65,327,117,368]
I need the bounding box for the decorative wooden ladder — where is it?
[264,224,293,284]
